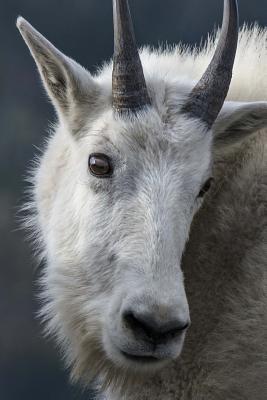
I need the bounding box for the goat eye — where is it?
[88,153,113,177]
[198,178,214,198]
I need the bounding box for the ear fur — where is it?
[213,101,267,149]
[16,17,99,122]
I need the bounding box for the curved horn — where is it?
[112,0,151,113]
[182,0,239,127]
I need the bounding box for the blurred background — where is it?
[0,0,266,399]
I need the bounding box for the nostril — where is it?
[166,322,190,339]
[122,310,190,343]
[123,311,149,336]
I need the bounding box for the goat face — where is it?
[79,111,211,372]
[34,102,212,382]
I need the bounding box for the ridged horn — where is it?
[182,0,239,127]
[112,0,151,113]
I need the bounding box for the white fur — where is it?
[17,16,267,400]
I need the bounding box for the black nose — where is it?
[122,310,190,343]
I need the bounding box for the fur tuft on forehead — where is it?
[96,26,267,121]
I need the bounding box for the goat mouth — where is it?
[120,350,160,363]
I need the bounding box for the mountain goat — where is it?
[17,0,267,399]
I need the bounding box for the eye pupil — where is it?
[198,178,214,198]
[89,154,112,177]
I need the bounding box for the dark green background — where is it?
[1,1,266,399]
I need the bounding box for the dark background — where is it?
[1,1,266,399]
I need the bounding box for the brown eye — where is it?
[198,178,214,198]
[88,153,113,178]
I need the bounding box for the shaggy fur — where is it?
[17,16,267,400]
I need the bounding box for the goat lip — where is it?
[120,350,160,363]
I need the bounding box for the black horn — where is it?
[112,0,151,113]
[182,0,239,127]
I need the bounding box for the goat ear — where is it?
[213,101,267,149]
[16,17,98,120]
